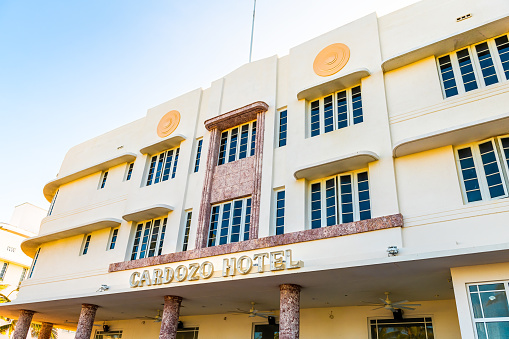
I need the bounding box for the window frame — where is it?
[81,234,92,255]
[369,317,434,339]
[194,138,203,172]
[182,210,192,251]
[99,171,108,189]
[108,227,119,250]
[207,197,252,247]
[308,85,363,137]
[217,120,257,165]
[308,168,371,229]
[130,217,167,260]
[455,135,509,204]
[274,188,285,235]
[28,248,40,279]
[124,162,134,181]
[145,146,180,187]
[467,281,509,339]
[437,33,509,98]
[278,109,287,147]
[0,262,8,281]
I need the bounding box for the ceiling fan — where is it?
[228,302,275,318]
[362,292,421,311]
[136,309,163,322]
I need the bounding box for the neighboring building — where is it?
[1,0,509,338]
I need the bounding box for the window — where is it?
[456,136,509,203]
[130,217,167,260]
[218,121,256,165]
[125,163,134,181]
[48,189,59,216]
[176,328,199,339]
[28,248,40,279]
[81,234,92,255]
[253,324,279,339]
[108,228,119,250]
[94,330,122,339]
[309,85,363,137]
[275,190,285,235]
[468,282,509,338]
[18,267,27,286]
[0,262,8,281]
[146,147,180,186]
[370,317,434,339]
[207,197,251,247]
[194,139,203,172]
[278,109,287,147]
[98,171,109,189]
[310,170,371,229]
[182,211,192,251]
[437,33,509,98]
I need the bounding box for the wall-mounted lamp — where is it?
[97,285,110,292]
[387,246,399,257]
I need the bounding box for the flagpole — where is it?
[249,0,257,63]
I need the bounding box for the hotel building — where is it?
[2,0,509,338]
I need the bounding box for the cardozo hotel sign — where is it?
[129,249,304,288]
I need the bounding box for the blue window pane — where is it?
[351,86,363,124]
[228,128,238,163]
[476,323,487,339]
[337,91,348,129]
[359,211,371,221]
[486,322,509,338]
[218,132,228,165]
[323,96,334,133]
[171,148,179,179]
[439,55,458,97]
[239,124,249,159]
[479,283,506,291]
[250,121,257,156]
[467,190,483,202]
[476,42,499,86]
[495,35,509,80]
[279,110,287,147]
[310,100,320,137]
[470,292,483,318]
[162,150,174,181]
[469,285,478,292]
[456,48,478,92]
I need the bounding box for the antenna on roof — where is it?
[249,0,257,63]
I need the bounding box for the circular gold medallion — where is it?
[313,43,350,77]
[157,110,181,138]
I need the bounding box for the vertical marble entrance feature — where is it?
[39,322,54,339]
[12,309,35,339]
[159,296,183,339]
[279,284,301,339]
[74,304,98,339]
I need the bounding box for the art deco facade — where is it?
[2,0,509,338]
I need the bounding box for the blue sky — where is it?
[0,0,419,223]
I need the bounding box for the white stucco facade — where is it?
[2,0,509,338]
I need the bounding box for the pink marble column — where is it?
[39,322,54,339]
[250,110,265,240]
[12,309,35,339]
[279,284,301,339]
[159,295,183,339]
[195,128,221,249]
[74,304,98,339]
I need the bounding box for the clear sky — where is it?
[0,0,420,223]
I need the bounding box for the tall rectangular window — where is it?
[275,190,285,235]
[99,171,108,189]
[207,197,251,247]
[217,121,257,165]
[125,162,134,181]
[130,217,167,260]
[28,248,40,279]
[468,281,509,339]
[278,110,287,147]
[309,85,363,137]
[0,262,8,281]
[437,33,509,98]
[456,136,509,203]
[47,189,59,216]
[182,211,192,251]
[310,170,371,228]
[18,267,27,286]
[108,228,119,250]
[81,235,92,255]
[194,139,203,172]
[146,147,180,186]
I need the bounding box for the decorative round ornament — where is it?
[313,43,350,77]
[157,110,181,138]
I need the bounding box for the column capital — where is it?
[164,295,183,304]
[280,284,301,293]
[81,303,99,310]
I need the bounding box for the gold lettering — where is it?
[236,256,253,275]
[175,265,188,282]
[152,269,163,284]
[163,267,174,284]
[139,270,152,286]
[270,251,285,271]
[129,272,140,287]
[188,263,200,281]
[222,258,236,277]
[200,261,214,279]
[253,253,268,273]
[285,249,304,269]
